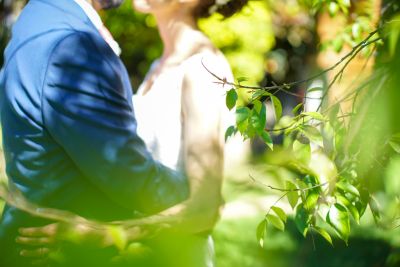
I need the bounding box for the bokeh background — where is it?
[1,0,400,266]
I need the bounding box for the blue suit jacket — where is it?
[0,0,188,263]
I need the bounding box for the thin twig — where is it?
[265,192,289,218]
[249,174,329,193]
[202,29,380,96]
[316,37,382,112]
[321,71,379,115]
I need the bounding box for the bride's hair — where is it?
[193,0,248,19]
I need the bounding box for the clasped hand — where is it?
[16,222,150,265]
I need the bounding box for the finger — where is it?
[16,236,54,246]
[20,247,51,258]
[19,224,58,237]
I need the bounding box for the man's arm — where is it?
[42,32,188,214]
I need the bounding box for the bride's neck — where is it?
[155,12,207,62]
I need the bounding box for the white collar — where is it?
[73,0,122,56]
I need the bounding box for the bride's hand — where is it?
[168,190,224,234]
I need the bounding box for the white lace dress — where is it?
[132,53,227,267]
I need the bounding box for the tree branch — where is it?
[202,29,381,100]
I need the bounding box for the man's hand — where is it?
[16,222,113,265]
[16,222,150,264]
[16,223,61,265]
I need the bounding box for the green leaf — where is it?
[259,103,267,123]
[313,226,333,246]
[355,200,368,218]
[304,191,319,210]
[250,102,266,134]
[236,107,251,133]
[304,174,318,187]
[250,112,262,134]
[355,187,370,217]
[226,89,238,111]
[307,87,323,93]
[322,122,335,157]
[389,133,400,153]
[107,225,128,251]
[225,126,236,142]
[297,179,309,191]
[333,36,344,53]
[311,0,323,9]
[341,0,350,7]
[270,95,282,121]
[302,112,325,121]
[328,103,340,124]
[336,181,360,197]
[388,15,400,57]
[251,90,270,101]
[123,242,152,258]
[301,125,322,142]
[236,107,250,124]
[293,140,311,164]
[301,125,323,146]
[295,204,312,237]
[336,195,360,224]
[352,23,362,39]
[246,123,256,138]
[286,161,315,177]
[237,77,248,83]
[327,204,350,244]
[261,130,273,150]
[266,214,285,231]
[389,141,400,153]
[337,0,350,13]
[369,196,381,223]
[271,206,287,223]
[329,2,339,16]
[292,103,303,115]
[286,181,299,209]
[256,219,268,248]
[253,100,263,114]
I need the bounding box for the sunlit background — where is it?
[1,0,400,266]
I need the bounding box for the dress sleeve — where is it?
[42,32,189,214]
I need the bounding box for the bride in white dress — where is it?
[15,0,248,265]
[130,0,247,265]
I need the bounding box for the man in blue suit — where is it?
[0,0,189,265]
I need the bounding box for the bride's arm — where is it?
[173,56,226,230]
[143,56,227,234]
[124,56,227,234]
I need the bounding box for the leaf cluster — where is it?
[223,19,400,246]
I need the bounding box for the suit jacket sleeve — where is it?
[41,32,189,214]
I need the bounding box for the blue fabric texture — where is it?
[0,0,188,264]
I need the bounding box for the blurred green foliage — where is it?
[101,0,274,88]
[214,215,398,267]
[200,1,274,84]
[1,1,400,266]
[223,0,400,252]
[101,1,162,89]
